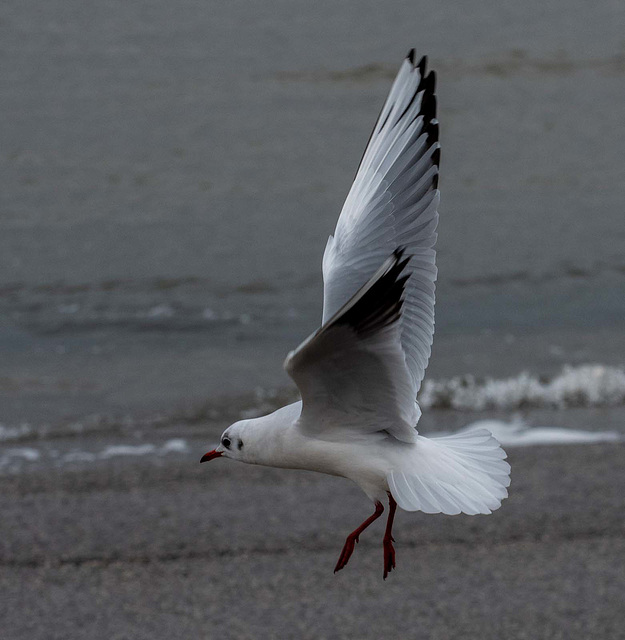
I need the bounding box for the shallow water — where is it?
[1,0,624,453]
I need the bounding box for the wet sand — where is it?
[1,441,624,639]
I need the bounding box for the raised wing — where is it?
[322,51,440,421]
[284,250,418,443]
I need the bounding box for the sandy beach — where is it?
[1,434,625,639]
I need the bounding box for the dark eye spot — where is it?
[221,436,231,449]
[237,439,243,450]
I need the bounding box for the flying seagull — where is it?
[201,50,510,579]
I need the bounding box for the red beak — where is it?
[200,449,223,463]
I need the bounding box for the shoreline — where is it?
[2,441,624,638]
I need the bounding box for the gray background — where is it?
[2,0,625,427]
[1,0,624,638]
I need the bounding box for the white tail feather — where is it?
[387,429,511,515]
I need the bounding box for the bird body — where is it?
[201,50,510,578]
[218,401,509,513]
[218,401,400,503]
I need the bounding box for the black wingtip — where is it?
[420,91,437,126]
[425,117,439,147]
[431,147,441,168]
[397,57,435,125]
[412,70,436,130]
[354,50,438,181]
[418,55,427,77]
[424,70,436,94]
[431,147,441,182]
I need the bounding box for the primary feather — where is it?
[322,51,440,427]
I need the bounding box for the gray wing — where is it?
[285,250,418,443]
[322,51,440,425]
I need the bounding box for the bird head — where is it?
[200,420,248,464]
[200,403,297,467]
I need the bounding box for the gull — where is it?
[201,50,510,579]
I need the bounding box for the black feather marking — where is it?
[411,61,430,105]
[352,54,437,182]
[431,147,441,169]
[353,53,423,178]
[425,117,439,147]
[407,69,437,129]
[332,248,411,339]
[395,56,431,126]
[417,55,427,77]
[424,70,436,95]
[420,76,437,123]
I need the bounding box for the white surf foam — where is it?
[419,364,625,411]
[1,447,41,462]
[0,424,36,442]
[99,443,157,458]
[90,439,190,461]
[0,439,191,473]
[0,447,41,471]
[455,418,622,447]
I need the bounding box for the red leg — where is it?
[334,501,384,574]
[383,493,397,580]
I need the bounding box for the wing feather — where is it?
[285,250,419,443]
[322,51,440,424]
